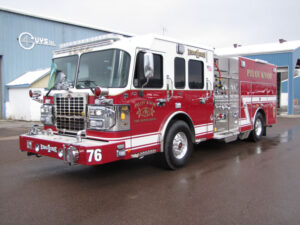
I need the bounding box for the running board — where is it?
[213,131,240,143]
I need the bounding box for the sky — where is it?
[0,0,299,48]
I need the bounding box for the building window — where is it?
[174,57,185,89]
[134,52,163,88]
[188,60,204,89]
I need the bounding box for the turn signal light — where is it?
[121,112,126,120]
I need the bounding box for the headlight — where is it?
[35,144,40,153]
[66,146,79,164]
[88,105,130,131]
[57,148,64,158]
[88,106,116,130]
[40,105,54,125]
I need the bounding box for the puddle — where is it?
[278,126,300,143]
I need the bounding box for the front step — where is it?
[213,131,239,143]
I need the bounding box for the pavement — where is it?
[1,117,300,225]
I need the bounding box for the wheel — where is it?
[249,113,264,142]
[163,120,193,170]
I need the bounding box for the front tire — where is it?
[249,113,264,142]
[163,121,193,170]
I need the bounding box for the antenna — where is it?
[162,27,167,36]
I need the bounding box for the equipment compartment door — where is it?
[214,77,229,133]
[228,78,239,131]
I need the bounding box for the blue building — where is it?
[0,7,131,119]
[217,41,300,115]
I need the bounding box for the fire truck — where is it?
[19,34,277,169]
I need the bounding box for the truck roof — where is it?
[54,33,214,56]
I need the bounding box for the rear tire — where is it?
[249,113,264,142]
[163,121,193,170]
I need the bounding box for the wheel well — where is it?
[256,108,267,135]
[257,108,266,125]
[165,114,195,143]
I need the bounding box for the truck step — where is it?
[213,131,239,143]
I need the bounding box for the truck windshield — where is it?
[48,55,78,89]
[76,49,130,89]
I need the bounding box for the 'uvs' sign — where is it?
[18,32,56,50]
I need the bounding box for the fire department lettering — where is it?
[40,144,57,153]
[247,69,273,80]
[137,107,155,118]
[188,49,206,58]
[135,100,156,118]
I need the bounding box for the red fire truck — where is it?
[19,34,277,169]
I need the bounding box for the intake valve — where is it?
[216,79,223,89]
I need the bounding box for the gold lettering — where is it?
[246,70,273,80]
[188,49,206,58]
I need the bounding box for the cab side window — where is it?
[174,57,185,89]
[134,52,163,88]
[188,60,204,89]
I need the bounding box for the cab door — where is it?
[186,59,213,139]
[129,49,167,151]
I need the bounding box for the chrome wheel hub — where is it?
[255,118,263,136]
[172,132,188,159]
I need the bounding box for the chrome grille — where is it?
[55,95,86,132]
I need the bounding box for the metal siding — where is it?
[293,48,300,106]
[282,80,288,93]
[246,52,292,67]
[0,10,111,118]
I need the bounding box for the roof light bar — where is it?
[59,34,124,49]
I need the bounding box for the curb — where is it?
[277,115,300,118]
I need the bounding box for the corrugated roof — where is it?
[216,40,300,56]
[6,68,50,88]
[0,6,134,37]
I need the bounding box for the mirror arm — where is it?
[142,77,150,89]
[32,98,43,104]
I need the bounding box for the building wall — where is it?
[31,74,50,88]
[0,9,113,118]
[6,87,42,121]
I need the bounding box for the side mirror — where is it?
[144,52,154,79]
[55,71,70,90]
[29,90,43,103]
[57,71,67,83]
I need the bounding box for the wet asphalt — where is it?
[1,117,300,225]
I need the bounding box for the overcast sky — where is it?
[1,0,299,48]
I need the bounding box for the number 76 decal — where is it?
[87,149,102,162]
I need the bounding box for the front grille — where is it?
[55,95,86,132]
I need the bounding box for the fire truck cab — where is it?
[20,34,277,169]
